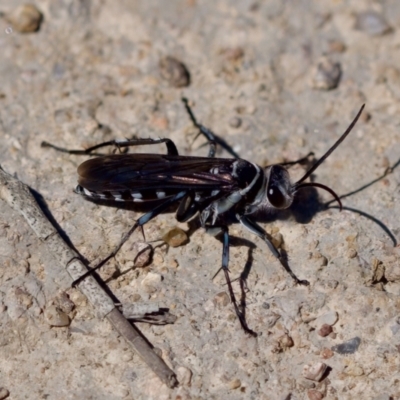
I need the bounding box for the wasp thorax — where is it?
[265,165,294,209]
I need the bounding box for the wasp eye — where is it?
[268,185,287,208]
[266,165,293,209]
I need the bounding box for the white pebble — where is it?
[314,311,338,327]
[44,305,70,327]
[141,272,162,294]
[302,362,327,382]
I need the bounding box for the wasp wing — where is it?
[77,154,243,201]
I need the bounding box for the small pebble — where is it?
[44,305,70,327]
[278,333,294,350]
[302,362,328,382]
[169,259,179,269]
[328,40,346,53]
[344,362,364,376]
[68,290,87,307]
[310,57,341,90]
[354,11,391,36]
[384,261,400,282]
[235,105,257,115]
[4,4,43,33]
[56,292,75,314]
[318,324,333,337]
[213,291,230,308]
[313,252,328,267]
[346,248,357,259]
[371,258,385,283]
[228,116,242,128]
[270,232,283,249]
[299,379,316,389]
[133,243,152,268]
[331,336,361,354]
[228,378,241,390]
[220,47,244,62]
[152,252,164,266]
[385,282,400,295]
[141,272,162,294]
[159,56,190,87]
[314,311,338,327]
[0,388,9,400]
[177,366,192,386]
[162,227,188,248]
[307,389,324,400]
[131,293,142,302]
[329,331,337,340]
[320,348,334,359]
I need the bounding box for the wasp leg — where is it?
[278,152,315,167]
[176,191,199,222]
[71,191,187,286]
[236,214,310,286]
[217,227,257,336]
[41,137,180,156]
[182,98,240,159]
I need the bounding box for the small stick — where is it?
[0,166,178,388]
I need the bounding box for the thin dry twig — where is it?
[0,165,178,388]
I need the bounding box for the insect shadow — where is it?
[42,99,369,336]
[323,157,400,246]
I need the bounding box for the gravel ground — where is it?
[1,1,400,399]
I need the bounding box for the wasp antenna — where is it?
[296,104,365,186]
[296,182,343,210]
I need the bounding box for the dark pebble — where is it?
[331,336,361,354]
[159,56,190,88]
[318,324,333,337]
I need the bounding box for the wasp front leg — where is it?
[236,214,309,286]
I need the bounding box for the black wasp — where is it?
[42,99,365,336]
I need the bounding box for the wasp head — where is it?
[248,104,365,215]
[265,165,295,209]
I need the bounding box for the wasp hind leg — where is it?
[215,227,257,336]
[41,137,180,156]
[71,191,187,286]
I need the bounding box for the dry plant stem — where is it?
[0,166,178,389]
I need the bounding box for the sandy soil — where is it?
[0,1,400,399]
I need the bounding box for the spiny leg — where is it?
[237,214,309,286]
[72,191,187,286]
[41,137,180,156]
[278,152,315,167]
[175,191,199,222]
[219,227,257,336]
[182,98,240,159]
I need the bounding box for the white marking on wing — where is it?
[156,191,166,199]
